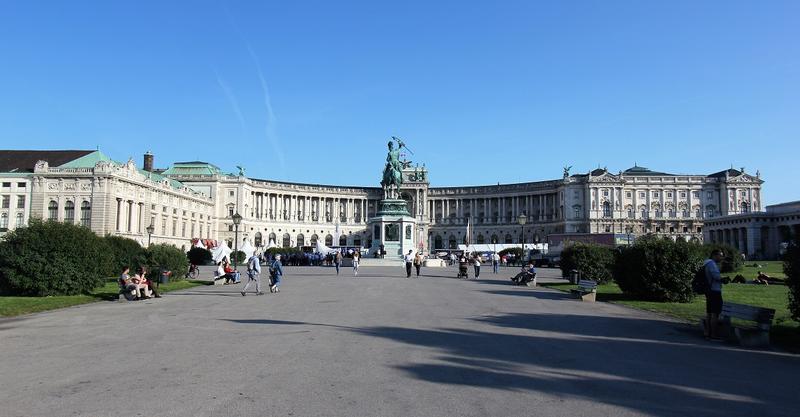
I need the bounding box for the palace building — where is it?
[0,148,769,256]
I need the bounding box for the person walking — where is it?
[473,254,481,278]
[241,253,264,296]
[334,251,343,275]
[353,250,360,276]
[703,249,725,340]
[404,250,414,278]
[492,252,500,274]
[413,252,423,277]
[270,254,284,293]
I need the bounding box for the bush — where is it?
[0,220,114,296]
[144,244,189,281]
[498,247,523,258]
[784,243,800,322]
[104,235,147,276]
[187,247,212,266]
[614,238,705,302]
[230,250,247,265]
[701,243,743,273]
[559,243,615,283]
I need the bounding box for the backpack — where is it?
[691,264,710,295]
[269,261,278,276]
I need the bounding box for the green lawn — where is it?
[738,260,786,281]
[543,280,800,351]
[0,279,208,317]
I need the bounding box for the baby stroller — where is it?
[457,260,470,279]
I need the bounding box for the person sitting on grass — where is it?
[755,271,771,285]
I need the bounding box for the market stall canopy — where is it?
[211,240,232,263]
[240,239,255,258]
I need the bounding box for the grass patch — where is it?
[737,260,785,281]
[0,279,208,317]
[542,280,800,351]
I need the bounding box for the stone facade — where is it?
[704,201,800,259]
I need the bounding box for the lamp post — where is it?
[232,212,242,271]
[517,213,527,264]
[625,226,633,246]
[146,223,155,247]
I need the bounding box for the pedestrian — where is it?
[492,252,500,274]
[270,254,284,293]
[473,254,481,278]
[404,250,414,278]
[334,251,342,275]
[703,249,725,340]
[413,252,423,277]
[353,250,360,276]
[241,253,264,296]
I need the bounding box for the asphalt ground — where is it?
[0,265,797,417]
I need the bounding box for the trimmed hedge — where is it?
[614,238,705,302]
[145,244,189,281]
[559,243,615,283]
[187,247,212,266]
[0,220,114,296]
[784,243,800,322]
[104,235,147,276]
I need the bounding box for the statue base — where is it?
[376,199,411,216]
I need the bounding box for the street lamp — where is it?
[232,212,242,271]
[625,226,633,246]
[146,223,155,247]
[517,213,527,263]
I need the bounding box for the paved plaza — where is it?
[0,266,797,417]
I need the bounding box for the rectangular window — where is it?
[17,182,26,188]
[692,191,699,198]
[680,192,686,199]
[16,196,24,209]
[182,222,186,237]
[1,196,9,209]
[80,202,91,227]
[172,219,177,236]
[161,217,167,235]
[707,191,713,199]
[1,182,10,188]
[653,192,659,198]
[0,213,7,230]
[16,212,24,227]
[626,192,632,198]
[667,192,672,198]
[639,192,645,198]
[229,190,235,197]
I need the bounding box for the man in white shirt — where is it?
[492,252,501,274]
[404,250,414,278]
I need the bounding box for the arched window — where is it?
[504,234,513,244]
[48,200,58,220]
[477,234,485,244]
[64,201,75,223]
[311,234,319,246]
[80,201,91,227]
[490,234,499,244]
[268,232,277,246]
[705,205,715,218]
[15,212,24,227]
[254,232,263,247]
[297,234,305,247]
[353,235,361,247]
[282,233,291,248]
[0,213,7,230]
[339,235,347,246]
[434,235,443,249]
[448,235,457,249]
[325,234,333,246]
[740,202,749,213]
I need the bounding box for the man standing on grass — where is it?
[704,249,725,340]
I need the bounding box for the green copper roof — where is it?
[57,150,114,168]
[161,161,222,176]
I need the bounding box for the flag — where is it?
[464,216,471,246]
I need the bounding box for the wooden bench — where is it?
[720,302,775,347]
[570,280,598,302]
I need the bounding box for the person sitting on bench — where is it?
[132,267,152,299]
[511,262,536,285]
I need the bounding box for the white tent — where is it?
[211,240,233,263]
[315,240,337,255]
[240,239,256,258]
[457,243,548,253]
[194,239,206,250]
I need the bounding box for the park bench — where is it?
[719,302,775,347]
[570,279,598,302]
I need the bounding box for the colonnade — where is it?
[427,193,559,225]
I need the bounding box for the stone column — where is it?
[115,198,122,231]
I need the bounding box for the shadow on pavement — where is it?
[482,289,572,300]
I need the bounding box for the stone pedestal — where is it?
[368,199,418,258]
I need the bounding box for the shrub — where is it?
[559,243,615,283]
[614,238,705,302]
[187,247,212,266]
[104,235,147,276]
[144,244,189,281]
[230,250,247,265]
[700,243,743,273]
[784,243,800,322]
[0,220,113,296]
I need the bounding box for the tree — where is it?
[187,247,212,266]
[784,243,800,322]
[614,238,705,302]
[559,243,615,283]
[0,220,113,296]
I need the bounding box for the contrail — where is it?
[222,3,286,177]
[213,69,248,140]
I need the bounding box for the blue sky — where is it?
[0,1,798,204]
